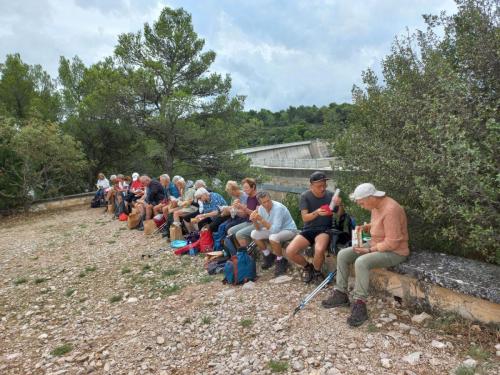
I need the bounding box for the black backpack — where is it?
[328,213,356,255]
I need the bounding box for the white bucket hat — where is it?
[132,172,139,181]
[350,183,385,200]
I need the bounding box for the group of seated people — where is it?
[95,171,409,328]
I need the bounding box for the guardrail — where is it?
[250,157,336,170]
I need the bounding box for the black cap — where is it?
[309,171,329,183]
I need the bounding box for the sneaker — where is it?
[262,253,277,270]
[347,300,368,327]
[274,258,288,277]
[322,290,350,308]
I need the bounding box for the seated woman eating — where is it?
[322,183,409,327]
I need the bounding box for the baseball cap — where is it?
[349,183,385,200]
[309,171,330,183]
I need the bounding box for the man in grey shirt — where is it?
[286,171,342,284]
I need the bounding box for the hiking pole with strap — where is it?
[153,220,169,235]
[293,271,336,316]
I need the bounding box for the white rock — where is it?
[156,336,165,345]
[462,358,477,368]
[402,352,421,365]
[381,358,392,368]
[411,312,431,324]
[429,358,441,366]
[495,343,500,350]
[221,289,235,296]
[38,333,48,340]
[292,360,304,371]
[104,362,110,372]
[5,353,21,360]
[431,340,446,349]
[269,275,293,284]
[126,297,138,303]
[399,323,411,332]
[242,281,255,290]
[409,329,420,336]
[327,368,342,375]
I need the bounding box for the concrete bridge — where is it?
[235,139,345,197]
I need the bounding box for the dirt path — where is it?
[0,207,498,375]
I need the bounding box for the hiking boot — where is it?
[262,253,277,270]
[302,263,314,283]
[347,300,369,327]
[322,289,350,308]
[311,269,325,285]
[274,258,288,277]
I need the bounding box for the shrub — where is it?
[335,0,499,263]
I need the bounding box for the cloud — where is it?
[0,0,458,111]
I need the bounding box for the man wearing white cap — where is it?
[322,183,409,327]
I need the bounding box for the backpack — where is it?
[212,221,229,251]
[222,234,239,257]
[90,197,103,208]
[223,249,257,285]
[329,213,356,255]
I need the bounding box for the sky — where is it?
[0,0,458,111]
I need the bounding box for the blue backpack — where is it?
[223,249,257,285]
[213,221,229,251]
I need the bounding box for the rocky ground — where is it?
[0,206,498,375]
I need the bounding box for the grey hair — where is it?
[225,180,239,192]
[172,175,181,183]
[160,174,170,181]
[256,191,271,201]
[194,187,209,198]
[194,179,207,189]
[177,177,185,185]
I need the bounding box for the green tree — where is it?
[0,117,88,209]
[114,7,243,174]
[58,56,150,184]
[336,0,499,263]
[0,54,60,122]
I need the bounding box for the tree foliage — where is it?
[0,117,88,209]
[114,7,243,175]
[336,0,499,263]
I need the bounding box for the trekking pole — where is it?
[293,271,336,316]
[153,220,168,235]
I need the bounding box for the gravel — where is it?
[0,206,498,374]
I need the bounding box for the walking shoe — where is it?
[302,263,314,283]
[347,300,368,327]
[321,289,350,308]
[274,258,288,277]
[262,253,277,270]
[311,269,325,285]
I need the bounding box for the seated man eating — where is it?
[250,191,297,277]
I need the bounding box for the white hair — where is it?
[172,175,182,183]
[194,179,206,189]
[160,174,170,181]
[194,187,209,198]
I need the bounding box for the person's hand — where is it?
[353,246,369,254]
[333,195,342,206]
[249,211,260,222]
[232,199,240,207]
[315,208,328,216]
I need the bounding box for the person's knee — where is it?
[268,234,279,243]
[354,256,368,273]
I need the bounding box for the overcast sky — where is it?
[0,0,457,111]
